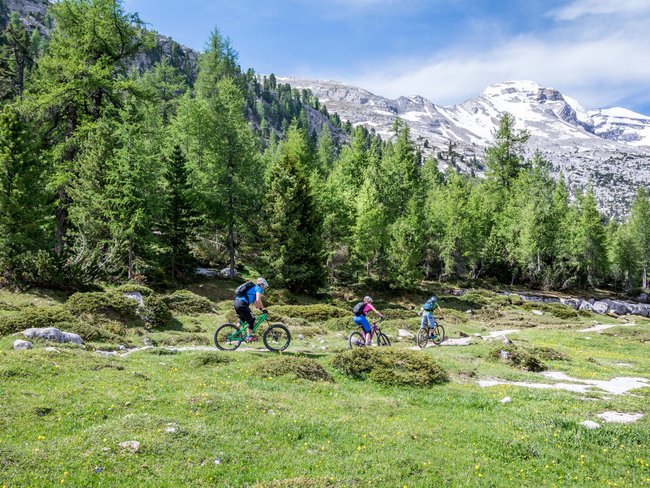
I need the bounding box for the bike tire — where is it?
[214,323,243,351]
[377,332,391,347]
[416,328,429,349]
[349,331,365,349]
[263,324,291,352]
[431,324,445,345]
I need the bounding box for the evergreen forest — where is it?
[0,0,649,294]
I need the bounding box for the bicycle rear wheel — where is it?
[263,324,291,352]
[417,328,429,349]
[431,324,445,345]
[214,323,243,351]
[349,331,365,349]
[376,332,391,347]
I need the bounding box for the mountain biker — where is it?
[234,277,269,343]
[353,296,385,346]
[418,293,443,340]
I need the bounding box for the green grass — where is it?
[1,284,649,487]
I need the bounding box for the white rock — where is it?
[596,411,644,424]
[297,334,305,340]
[13,340,33,350]
[119,440,140,452]
[195,267,218,278]
[500,397,512,404]
[398,329,415,339]
[580,421,601,430]
[22,327,83,345]
[532,310,544,316]
[44,347,60,353]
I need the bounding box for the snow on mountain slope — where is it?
[278,77,650,218]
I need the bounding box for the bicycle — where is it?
[349,317,391,349]
[416,319,445,348]
[213,311,291,352]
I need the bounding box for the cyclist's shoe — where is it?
[353,339,364,346]
[245,335,258,343]
[429,334,437,340]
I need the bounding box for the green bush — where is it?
[156,333,210,346]
[142,294,172,327]
[271,304,348,321]
[190,352,231,367]
[65,292,139,323]
[332,348,448,387]
[529,346,570,361]
[0,306,75,336]
[545,304,578,320]
[265,288,298,305]
[256,356,332,382]
[115,284,155,297]
[57,321,125,342]
[489,345,547,372]
[163,290,215,315]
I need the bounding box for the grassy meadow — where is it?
[1,281,649,487]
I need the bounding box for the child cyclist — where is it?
[353,296,385,346]
[419,293,444,340]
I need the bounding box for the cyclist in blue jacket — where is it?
[419,294,444,340]
[233,278,269,342]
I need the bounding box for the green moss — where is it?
[529,346,570,361]
[256,356,332,382]
[332,348,448,387]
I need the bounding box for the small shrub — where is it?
[323,317,350,332]
[271,304,348,321]
[489,345,547,372]
[332,348,448,387]
[0,306,75,336]
[65,292,139,323]
[157,333,210,346]
[256,356,332,382]
[115,284,155,297]
[265,288,298,305]
[380,307,418,320]
[529,346,570,361]
[190,352,231,367]
[163,290,215,315]
[142,294,172,327]
[57,321,124,342]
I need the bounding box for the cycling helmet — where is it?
[257,277,269,288]
[363,295,373,303]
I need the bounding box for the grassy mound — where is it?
[189,352,231,367]
[0,306,75,336]
[332,348,448,387]
[489,345,547,372]
[271,304,349,321]
[529,346,570,361]
[65,292,140,323]
[163,290,215,315]
[256,356,332,382]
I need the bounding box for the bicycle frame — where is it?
[364,318,384,341]
[228,312,268,341]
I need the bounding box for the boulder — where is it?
[499,350,511,361]
[579,301,593,312]
[591,301,609,314]
[22,327,83,345]
[118,440,140,453]
[603,300,630,315]
[220,267,238,278]
[123,291,145,307]
[560,298,581,310]
[638,292,648,303]
[500,396,512,404]
[13,339,33,350]
[195,268,218,278]
[580,421,601,430]
[532,310,544,316]
[398,329,415,339]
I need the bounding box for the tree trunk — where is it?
[127,240,134,280]
[643,265,648,291]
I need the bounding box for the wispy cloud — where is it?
[549,0,650,21]
[347,3,650,111]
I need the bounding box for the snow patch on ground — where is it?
[480,330,520,340]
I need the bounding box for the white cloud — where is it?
[345,8,650,112]
[549,0,650,21]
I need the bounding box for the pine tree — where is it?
[577,188,608,286]
[263,123,324,292]
[161,145,194,279]
[485,113,529,189]
[629,187,650,290]
[0,105,49,282]
[608,221,639,291]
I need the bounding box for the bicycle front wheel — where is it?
[214,323,243,351]
[417,328,429,349]
[377,332,391,347]
[431,324,445,345]
[263,324,291,352]
[349,331,365,349]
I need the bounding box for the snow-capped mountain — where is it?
[279,77,650,218]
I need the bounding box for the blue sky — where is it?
[124,0,650,115]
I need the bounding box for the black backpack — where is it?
[353,302,366,316]
[235,282,255,299]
